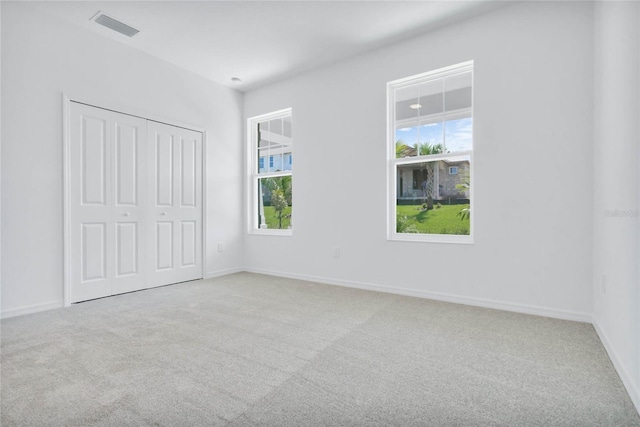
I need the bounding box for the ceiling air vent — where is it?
[92,12,139,38]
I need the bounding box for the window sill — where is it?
[389,232,473,244]
[249,229,293,237]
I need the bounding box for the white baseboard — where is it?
[245,268,639,415]
[1,300,64,319]
[0,269,592,325]
[244,267,593,323]
[592,317,640,415]
[205,267,244,280]
[0,269,243,320]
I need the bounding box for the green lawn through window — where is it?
[262,206,292,229]
[262,204,468,234]
[396,204,470,235]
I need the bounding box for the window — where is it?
[248,109,293,234]
[388,61,473,243]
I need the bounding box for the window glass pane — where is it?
[269,118,283,136]
[395,126,417,158]
[257,176,293,230]
[395,85,421,123]
[395,81,446,158]
[258,118,292,173]
[414,80,444,156]
[258,121,270,148]
[283,116,292,138]
[416,80,444,117]
[395,123,445,158]
[395,85,420,159]
[417,121,444,156]
[257,121,268,173]
[444,117,473,153]
[282,153,292,171]
[258,148,270,172]
[282,117,293,171]
[263,153,285,172]
[444,72,472,112]
[396,159,470,235]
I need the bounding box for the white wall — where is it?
[1,2,244,317]
[244,2,594,320]
[0,3,3,315]
[592,1,640,411]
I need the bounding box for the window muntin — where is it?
[388,62,473,243]
[249,109,293,234]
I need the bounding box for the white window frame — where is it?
[247,108,293,236]
[387,61,474,244]
[449,166,458,175]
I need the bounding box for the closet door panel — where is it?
[180,220,197,267]
[81,115,107,206]
[181,138,196,207]
[156,221,174,270]
[69,103,147,302]
[111,111,148,296]
[155,133,174,207]
[116,222,138,276]
[81,223,107,282]
[70,105,112,302]
[147,121,203,288]
[115,123,139,206]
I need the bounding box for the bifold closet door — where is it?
[69,102,148,303]
[147,121,203,288]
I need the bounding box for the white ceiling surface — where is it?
[31,1,503,92]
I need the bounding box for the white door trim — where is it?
[63,94,72,307]
[62,94,207,306]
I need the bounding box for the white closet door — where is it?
[147,121,203,288]
[69,103,148,303]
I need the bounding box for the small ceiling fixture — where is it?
[409,103,422,110]
[91,11,140,38]
[231,77,242,84]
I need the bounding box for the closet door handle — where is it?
[123,212,130,217]
[160,212,167,216]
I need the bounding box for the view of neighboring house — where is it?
[396,145,470,203]
[258,152,292,173]
[257,116,292,174]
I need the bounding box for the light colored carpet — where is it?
[1,272,639,426]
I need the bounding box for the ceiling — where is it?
[32,1,505,92]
